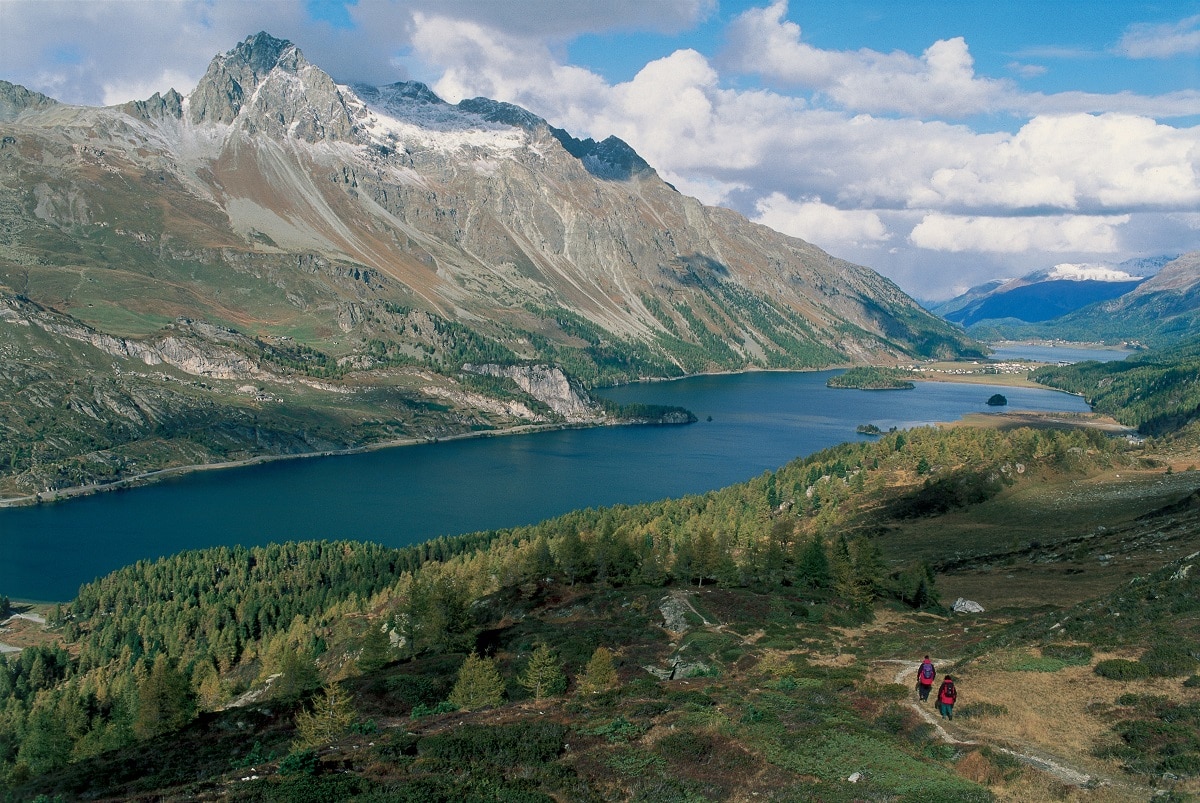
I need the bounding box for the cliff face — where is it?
[463,364,594,419]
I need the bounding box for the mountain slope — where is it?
[0,32,978,496]
[929,257,1171,328]
[934,254,1198,346]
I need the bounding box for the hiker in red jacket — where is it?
[916,655,936,702]
[937,675,957,720]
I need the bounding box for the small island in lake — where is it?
[986,393,1008,406]
[828,366,916,390]
[856,423,883,435]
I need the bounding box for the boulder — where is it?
[952,597,985,613]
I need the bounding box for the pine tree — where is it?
[294,682,356,749]
[576,646,619,695]
[133,653,196,740]
[518,643,567,700]
[272,647,321,701]
[448,651,505,711]
[357,621,393,674]
[796,535,832,590]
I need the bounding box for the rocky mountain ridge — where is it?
[0,32,977,496]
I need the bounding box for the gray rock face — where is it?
[187,31,354,141]
[463,363,594,419]
[120,89,183,122]
[0,80,58,122]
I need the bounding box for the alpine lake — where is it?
[2,367,1109,602]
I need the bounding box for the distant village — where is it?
[902,360,1038,376]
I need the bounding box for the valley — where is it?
[2,415,1198,802]
[2,24,1199,803]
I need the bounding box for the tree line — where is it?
[0,422,1127,785]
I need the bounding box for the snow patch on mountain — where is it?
[1045,263,1144,282]
[343,83,527,157]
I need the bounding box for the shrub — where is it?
[249,774,367,802]
[1094,659,1152,681]
[417,721,567,766]
[666,689,716,708]
[655,730,716,763]
[1140,644,1199,677]
[874,705,909,734]
[630,700,671,717]
[1040,643,1093,663]
[1184,675,1200,688]
[278,749,318,776]
[579,715,645,743]
[409,700,457,719]
[386,674,441,707]
[604,748,664,778]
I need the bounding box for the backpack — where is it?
[920,662,935,681]
[942,681,956,701]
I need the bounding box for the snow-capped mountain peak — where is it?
[1044,262,1144,282]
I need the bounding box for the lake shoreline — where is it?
[1,365,839,509]
[0,419,608,509]
[0,362,1085,510]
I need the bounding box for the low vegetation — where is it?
[2,338,1200,800]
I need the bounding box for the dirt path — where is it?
[882,659,1097,788]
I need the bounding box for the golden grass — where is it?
[950,651,1199,799]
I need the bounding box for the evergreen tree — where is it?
[518,643,567,700]
[795,535,831,590]
[576,646,619,695]
[523,535,555,580]
[850,537,886,600]
[448,652,505,711]
[272,648,321,701]
[294,682,355,749]
[16,703,73,775]
[133,653,195,740]
[554,528,589,586]
[357,621,394,674]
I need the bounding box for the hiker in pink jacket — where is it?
[916,655,936,702]
[937,676,958,719]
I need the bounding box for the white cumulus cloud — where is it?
[753,194,892,250]
[909,214,1131,254]
[723,1,1012,118]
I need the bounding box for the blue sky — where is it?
[1,0,1198,299]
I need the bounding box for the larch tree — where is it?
[518,643,567,700]
[294,682,356,749]
[576,646,619,695]
[448,652,505,711]
[133,653,196,740]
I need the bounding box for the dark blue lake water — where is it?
[1,371,1091,602]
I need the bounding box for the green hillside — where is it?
[4,406,1200,801]
[1032,335,1200,436]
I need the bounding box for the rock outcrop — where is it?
[463,363,596,420]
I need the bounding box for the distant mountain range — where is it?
[928,254,1200,346]
[0,32,977,496]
